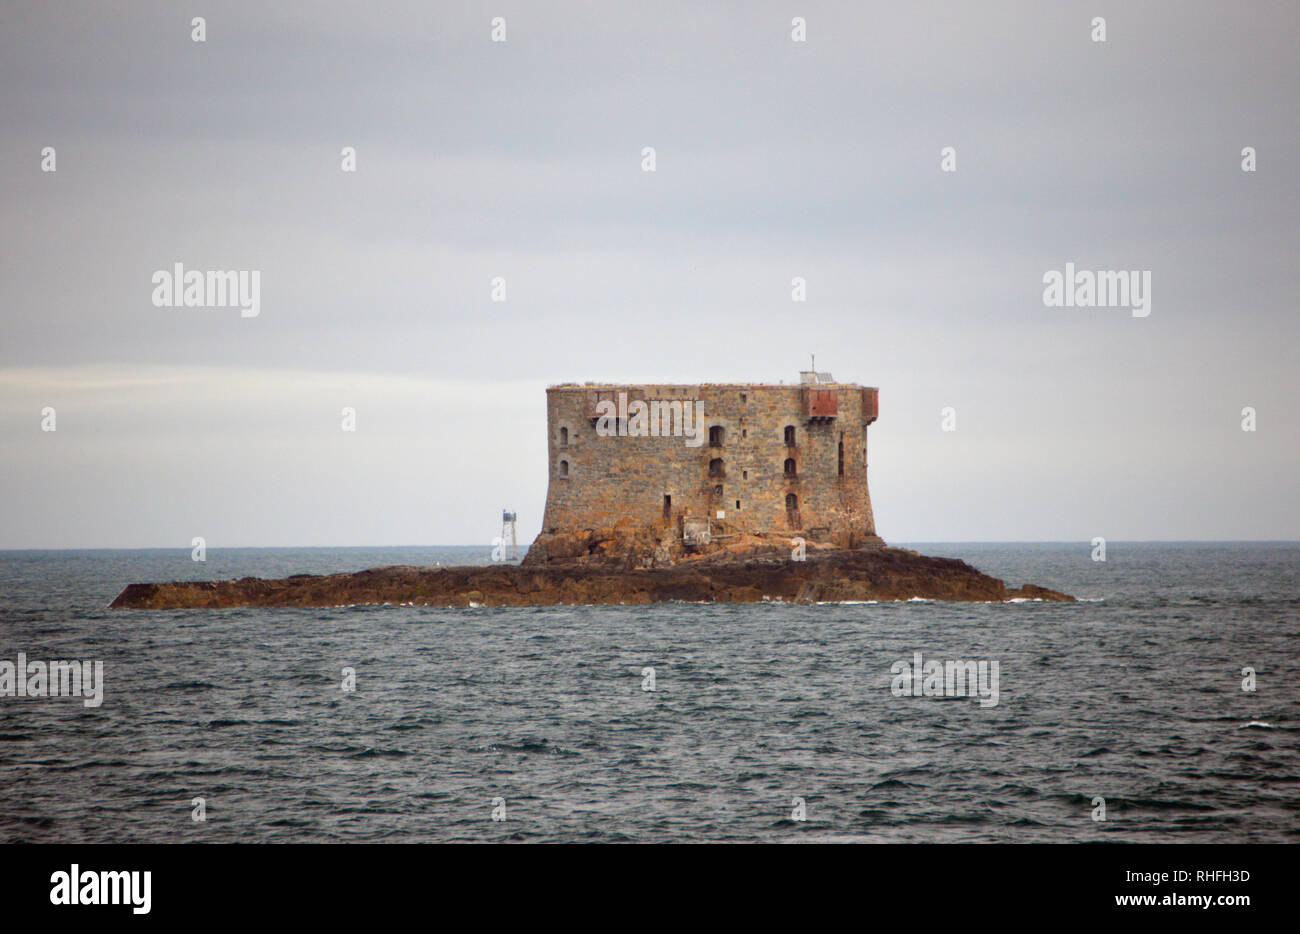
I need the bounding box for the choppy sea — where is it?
[0,542,1295,842]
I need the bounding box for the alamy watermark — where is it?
[1,653,103,707]
[593,392,705,447]
[1043,263,1150,317]
[152,263,260,318]
[890,651,1000,707]
[50,864,150,914]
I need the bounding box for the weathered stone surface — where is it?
[540,382,881,551]
[109,545,1073,609]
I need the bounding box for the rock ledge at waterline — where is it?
[109,543,1073,609]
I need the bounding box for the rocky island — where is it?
[109,375,1073,609]
[109,539,1070,609]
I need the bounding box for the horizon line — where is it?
[1,539,1298,553]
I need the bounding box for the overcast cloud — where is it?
[1,1,1296,548]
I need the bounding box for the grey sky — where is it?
[1,1,1297,548]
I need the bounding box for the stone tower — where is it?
[523,374,880,566]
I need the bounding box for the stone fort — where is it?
[525,371,881,566]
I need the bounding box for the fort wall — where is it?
[531,379,880,561]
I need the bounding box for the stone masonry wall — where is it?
[537,382,879,549]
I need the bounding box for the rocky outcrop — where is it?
[522,524,884,570]
[109,544,1073,609]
